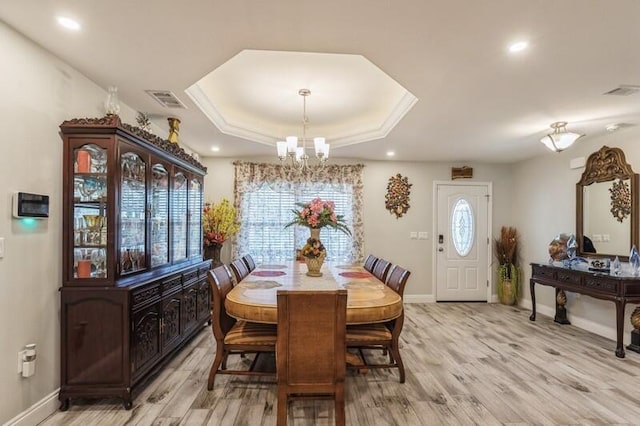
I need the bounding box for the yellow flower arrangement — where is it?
[203,198,240,247]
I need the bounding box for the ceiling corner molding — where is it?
[184,84,275,146]
[331,91,419,147]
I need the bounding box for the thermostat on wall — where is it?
[12,192,49,219]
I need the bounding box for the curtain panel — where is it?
[232,161,365,262]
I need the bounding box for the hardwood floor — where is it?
[41,303,640,425]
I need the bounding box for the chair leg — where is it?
[207,349,225,390]
[388,343,405,383]
[277,390,288,426]
[335,386,345,426]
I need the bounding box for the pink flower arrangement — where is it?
[285,198,351,235]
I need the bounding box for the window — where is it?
[233,162,365,263]
[451,198,474,257]
[239,183,354,263]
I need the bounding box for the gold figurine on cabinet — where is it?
[167,117,180,144]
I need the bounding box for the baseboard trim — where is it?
[5,389,59,426]
[404,294,435,303]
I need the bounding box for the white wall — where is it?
[0,21,141,424]
[513,126,640,343]
[201,157,514,299]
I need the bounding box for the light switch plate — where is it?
[418,232,429,240]
[409,232,418,239]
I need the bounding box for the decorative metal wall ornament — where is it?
[610,178,632,222]
[385,173,412,218]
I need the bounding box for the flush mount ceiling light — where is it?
[56,16,81,31]
[508,41,528,53]
[276,89,329,170]
[540,121,584,152]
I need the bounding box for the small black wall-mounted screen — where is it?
[13,192,49,218]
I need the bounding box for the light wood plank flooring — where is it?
[41,303,640,425]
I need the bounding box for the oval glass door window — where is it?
[451,198,474,257]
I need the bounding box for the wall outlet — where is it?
[592,234,602,242]
[409,232,418,239]
[602,234,610,242]
[418,232,429,240]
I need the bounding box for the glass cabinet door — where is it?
[171,171,188,262]
[120,151,147,274]
[188,177,203,258]
[73,144,108,279]
[150,163,169,267]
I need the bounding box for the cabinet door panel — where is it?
[132,304,162,377]
[70,141,109,282]
[119,147,148,274]
[183,284,199,334]
[162,295,182,351]
[196,279,211,322]
[171,171,188,262]
[150,161,170,267]
[63,293,126,385]
[188,176,203,258]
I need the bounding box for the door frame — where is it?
[432,181,493,302]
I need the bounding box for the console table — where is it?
[529,262,640,358]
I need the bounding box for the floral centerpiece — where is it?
[285,198,350,276]
[284,198,351,236]
[203,198,240,267]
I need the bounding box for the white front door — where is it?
[435,182,491,301]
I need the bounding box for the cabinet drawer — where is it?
[199,265,210,278]
[182,269,199,285]
[132,284,161,310]
[584,277,618,293]
[162,275,182,295]
[556,271,582,286]
[532,265,556,280]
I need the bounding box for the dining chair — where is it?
[372,258,391,282]
[230,258,250,284]
[385,264,411,298]
[242,254,257,272]
[276,290,348,426]
[363,254,378,273]
[207,265,277,389]
[346,265,411,383]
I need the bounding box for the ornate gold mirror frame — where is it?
[576,146,639,260]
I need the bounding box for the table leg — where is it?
[346,351,368,375]
[529,279,536,321]
[615,298,626,358]
[554,288,571,324]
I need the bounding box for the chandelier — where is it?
[276,89,330,169]
[540,121,584,152]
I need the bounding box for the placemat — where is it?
[335,264,360,269]
[339,271,373,278]
[257,264,287,269]
[241,280,282,289]
[252,270,286,277]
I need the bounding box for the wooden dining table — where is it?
[225,261,403,325]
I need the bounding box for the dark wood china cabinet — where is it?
[59,116,211,410]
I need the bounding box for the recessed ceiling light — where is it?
[386,151,395,157]
[508,41,528,53]
[210,146,220,152]
[56,16,81,31]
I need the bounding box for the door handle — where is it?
[438,247,444,252]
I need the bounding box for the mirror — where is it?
[577,146,639,260]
